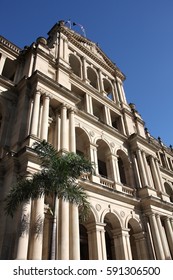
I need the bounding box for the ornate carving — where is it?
[95,204,101,211]
[120,211,125,218]
[89,131,95,137]
[110,142,115,148]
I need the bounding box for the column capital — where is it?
[42,93,51,99]
[33,89,41,96]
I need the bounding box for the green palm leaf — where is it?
[4,140,93,220]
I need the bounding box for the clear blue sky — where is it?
[1,0,173,146]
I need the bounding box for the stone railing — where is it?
[80,173,90,181]
[121,185,135,196]
[100,177,114,189]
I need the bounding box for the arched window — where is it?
[117,150,134,187]
[80,225,89,260]
[103,79,114,100]
[96,139,112,179]
[87,67,98,89]
[75,127,90,157]
[118,157,126,185]
[164,182,173,203]
[69,54,81,78]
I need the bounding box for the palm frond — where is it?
[4,140,93,220]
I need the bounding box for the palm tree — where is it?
[5,140,93,218]
[4,140,93,259]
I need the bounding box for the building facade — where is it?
[0,20,173,260]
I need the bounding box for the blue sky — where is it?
[1,0,173,146]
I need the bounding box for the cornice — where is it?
[140,195,173,213]
[28,70,81,104]
[0,35,21,57]
[128,133,159,153]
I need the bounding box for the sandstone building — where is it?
[0,20,173,260]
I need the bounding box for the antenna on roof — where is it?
[73,22,86,37]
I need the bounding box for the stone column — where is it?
[112,229,131,260]
[0,54,6,75]
[116,77,127,104]
[138,232,149,259]
[103,106,109,125]
[69,109,76,153]
[149,156,162,192]
[163,217,173,257]
[63,38,68,62]
[133,232,150,259]
[82,57,88,82]
[55,109,60,151]
[60,199,69,259]
[143,215,156,259]
[114,156,121,184]
[170,218,173,231]
[85,94,93,114]
[113,81,120,105]
[132,153,142,188]
[31,196,45,259]
[108,154,118,182]
[69,204,80,259]
[156,214,171,259]
[90,144,99,175]
[38,102,43,138]
[155,159,164,192]
[100,225,107,260]
[94,224,102,260]
[136,149,148,187]
[148,213,165,259]
[60,104,68,151]
[98,69,104,93]
[51,196,59,260]
[87,223,104,260]
[30,90,41,136]
[32,94,49,259]
[40,94,50,140]
[141,151,151,187]
[16,199,31,260]
[27,100,34,135]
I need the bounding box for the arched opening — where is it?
[96,139,111,179]
[79,209,96,259]
[164,182,173,203]
[87,67,98,89]
[75,127,90,157]
[104,212,122,259]
[79,224,89,260]
[103,79,114,100]
[69,54,81,78]
[117,150,133,186]
[128,218,146,260]
[118,157,126,185]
